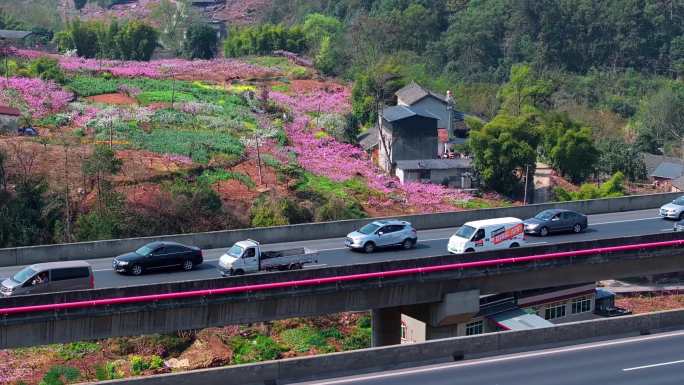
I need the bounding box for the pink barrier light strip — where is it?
[1,240,682,316]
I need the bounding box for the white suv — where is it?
[660,196,684,220]
[345,220,418,253]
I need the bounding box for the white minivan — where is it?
[448,217,525,254]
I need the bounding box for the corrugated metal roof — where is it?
[382,105,438,122]
[489,308,554,331]
[395,158,472,170]
[358,127,379,150]
[651,162,683,179]
[0,29,33,40]
[0,105,21,116]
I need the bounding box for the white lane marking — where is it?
[591,217,661,226]
[623,359,684,372]
[306,330,684,385]
[315,217,664,252]
[528,241,549,245]
[661,228,676,232]
[306,264,328,268]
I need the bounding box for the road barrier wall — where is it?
[97,308,684,385]
[0,192,678,267]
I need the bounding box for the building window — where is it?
[401,322,407,340]
[544,301,567,320]
[571,296,592,314]
[418,169,431,180]
[465,320,484,336]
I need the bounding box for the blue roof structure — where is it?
[488,308,554,331]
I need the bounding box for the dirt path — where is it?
[533,162,553,203]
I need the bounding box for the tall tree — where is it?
[467,113,540,196]
[182,23,218,59]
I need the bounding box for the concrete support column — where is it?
[371,307,402,347]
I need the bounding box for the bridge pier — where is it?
[371,307,402,347]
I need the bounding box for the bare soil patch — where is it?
[87,93,137,105]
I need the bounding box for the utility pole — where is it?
[523,163,530,205]
[109,118,113,149]
[63,143,71,241]
[255,133,263,186]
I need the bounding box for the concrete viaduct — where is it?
[1,231,683,349]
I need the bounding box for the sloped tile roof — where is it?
[382,105,439,122]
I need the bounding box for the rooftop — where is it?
[395,81,449,105]
[651,162,684,180]
[395,158,472,170]
[0,105,21,116]
[382,104,439,122]
[642,152,684,177]
[0,29,33,40]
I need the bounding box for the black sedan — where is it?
[523,209,588,236]
[113,242,203,276]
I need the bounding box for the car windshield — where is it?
[534,210,555,220]
[11,267,37,284]
[135,245,154,256]
[227,245,244,258]
[454,225,476,239]
[674,197,684,205]
[358,223,380,235]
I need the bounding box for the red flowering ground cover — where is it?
[616,293,684,314]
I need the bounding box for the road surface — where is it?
[0,209,674,289]
[294,329,684,385]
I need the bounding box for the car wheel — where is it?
[232,269,245,276]
[363,242,376,253]
[290,263,303,270]
[679,212,684,221]
[402,238,414,250]
[131,265,143,276]
[539,227,549,237]
[465,248,475,253]
[182,259,194,271]
[510,242,519,248]
[572,223,582,233]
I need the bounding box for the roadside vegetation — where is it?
[0,313,372,384]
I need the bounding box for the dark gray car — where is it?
[524,209,588,236]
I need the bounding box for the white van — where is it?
[448,217,525,254]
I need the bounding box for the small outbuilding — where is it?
[395,158,473,188]
[0,105,21,134]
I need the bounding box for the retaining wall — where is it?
[0,192,679,267]
[95,308,684,385]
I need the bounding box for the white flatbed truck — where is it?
[217,239,318,276]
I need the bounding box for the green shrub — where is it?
[315,197,366,222]
[130,129,244,164]
[320,327,343,339]
[148,355,164,370]
[39,366,80,385]
[199,169,256,189]
[129,355,149,375]
[95,362,123,381]
[280,326,329,353]
[137,91,196,105]
[57,342,100,360]
[342,327,371,351]
[357,315,371,329]
[271,84,290,92]
[250,196,289,228]
[287,66,311,80]
[230,336,285,364]
[29,57,65,83]
[554,172,626,201]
